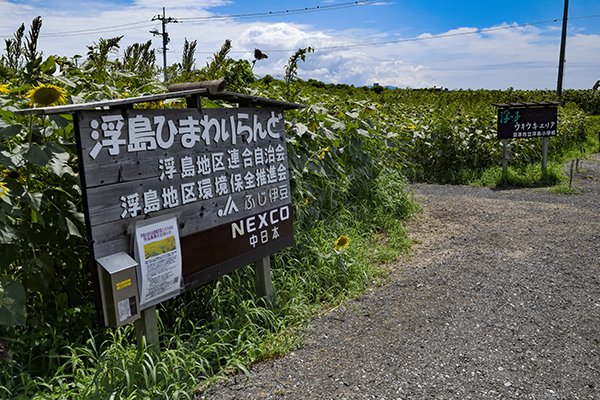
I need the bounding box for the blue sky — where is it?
[2,0,599,89]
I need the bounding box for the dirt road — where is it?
[203,155,600,399]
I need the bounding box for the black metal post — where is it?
[161,7,168,82]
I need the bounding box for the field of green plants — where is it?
[1,18,599,399]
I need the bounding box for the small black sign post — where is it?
[493,102,560,176]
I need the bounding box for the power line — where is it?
[193,16,599,55]
[176,0,380,21]
[32,21,152,39]
[570,13,600,20]
[0,0,379,39]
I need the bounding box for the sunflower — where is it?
[26,83,68,107]
[334,235,350,252]
[0,84,10,95]
[0,181,10,202]
[318,147,330,160]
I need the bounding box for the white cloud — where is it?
[1,0,598,89]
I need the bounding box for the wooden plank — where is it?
[16,88,305,116]
[180,205,293,275]
[76,108,288,187]
[181,219,294,291]
[86,179,290,226]
[15,88,210,116]
[181,235,294,291]
[89,189,292,258]
[74,107,294,262]
[208,91,305,110]
[72,104,297,318]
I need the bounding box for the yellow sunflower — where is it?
[334,235,350,252]
[0,181,10,202]
[318,147,330,160]
[0,84,10,95]
[26,83,68,107]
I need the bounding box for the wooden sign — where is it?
[74,107,294,295]
[496,105,558,139]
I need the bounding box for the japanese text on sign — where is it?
[88,111,284,159]
[496,106,558,140]
[78,109,292,229]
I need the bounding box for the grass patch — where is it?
[1,176,417,400]
[472,162,563,188]
[471,115,600,189]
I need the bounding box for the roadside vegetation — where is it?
[0,18,598,399]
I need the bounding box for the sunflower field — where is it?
[0,17,598,399]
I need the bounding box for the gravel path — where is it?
[202,154,600,400]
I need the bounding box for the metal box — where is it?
[97,252,141,327]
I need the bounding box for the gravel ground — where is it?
[202,154,600,400]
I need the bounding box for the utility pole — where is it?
[151,7,179,82]
[556,0,569,99]
[544,0,569,175]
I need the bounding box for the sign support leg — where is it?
[542,137,549,176]
[135,306,160,354]
[502,139,509,176]
[254,256,274,306]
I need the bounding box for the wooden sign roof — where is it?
[15,79,305,116]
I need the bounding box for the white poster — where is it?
[134,217,182,307]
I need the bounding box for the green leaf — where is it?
[331,121,346,131]
[0,124,22,139]
[0,152,16,169]
[294,123,309,136]
[24,143,50,166]
[0,110,15,126]
[0,225,17,244]
[30,208,39,224]
[65,217,82,237]
[0,245,19,268]
[46,146,72,177]
[40,56,57,75]
[53,75,77,89]
[357,128,371,137]
[25,191,43,212]
[0,281,26,327]
[49,114,72,129]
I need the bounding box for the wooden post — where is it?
[542,137,549,176]
[135,306,160,354]
[254,256,273,306]
[502,138,509,175]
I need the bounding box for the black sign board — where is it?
[496,104,558,139]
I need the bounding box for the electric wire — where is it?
[191,17,569,54]
[161,13,600,56]
[0,2,598,55]
[176,0,380,21]
[0,0,378,39]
